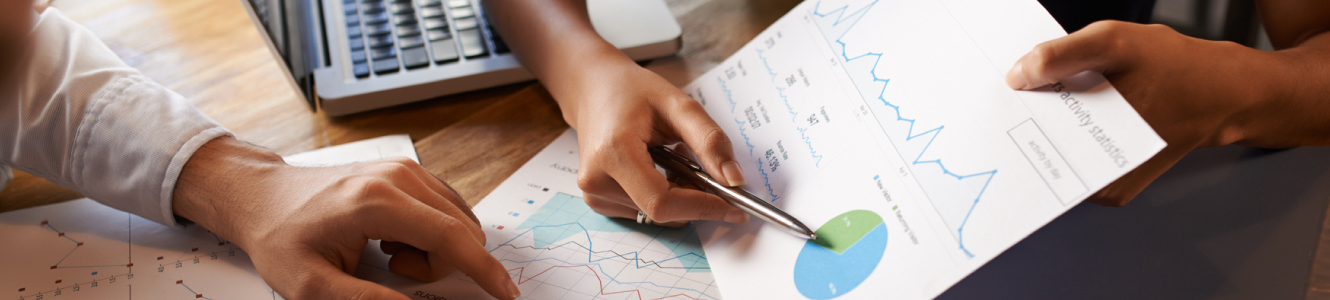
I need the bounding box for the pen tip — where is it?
[808,233,818,240]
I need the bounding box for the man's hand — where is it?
[1004,19,1330,206]
[171,137,520,300]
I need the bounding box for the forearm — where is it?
[481,0,636,127]
[171,136,287,246]
[1232,32,1330,147]
[1,8,231,225]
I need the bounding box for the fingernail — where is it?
[505,278,521,299]
[724,210,749,223]
[1005,63,1030,90]
[1005,55,1031,90]
[720,161,747,187]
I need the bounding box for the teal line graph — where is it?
[489,192,717,299]
[812,0,995,257]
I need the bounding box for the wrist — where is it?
[1222,46,1322,147]
[172,136,287,246]
[548,52,642,128]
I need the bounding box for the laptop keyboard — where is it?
[342,0,510,78]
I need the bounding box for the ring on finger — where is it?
[636,211,653,225]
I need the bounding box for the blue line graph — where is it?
[493,223,707,271]
[489,192,718,300]
[812,0,995,257]
[492,224,718,300]
[756,48,825,167]
[719,77,737,113]
[730,92,781,202]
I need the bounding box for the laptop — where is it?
[240,0,683,116]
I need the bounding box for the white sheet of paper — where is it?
[356,129,724,300]
[1,135,418,300]
[683,0,1165,299]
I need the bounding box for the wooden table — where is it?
[3,0,1327,298]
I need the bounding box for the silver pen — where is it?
[649,146,818,240]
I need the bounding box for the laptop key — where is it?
[348,37,365,49]
[370,46,396,59]
[401,47,429,69]
[372,58,400,74]
[365,22,392,36]
[346,25,363,37]
[359,1,385,13]
[388,2,413,14]
[350,50,367,62]
[392,13,417,25]
[430,39,459,63]
[446,0,469,8]
[367,35,394,48]
[422,18,448,30]
[396,25,420,37]
[449,6,474,19]
[453,17,478,30]
[426,28,451,41]
[399,35,425,49]
[363,11,390,24]
[344,13,360,25]
[457,29,487,58]
[419,0,442,7]
[420,6,444,18]
[353,62,370,78]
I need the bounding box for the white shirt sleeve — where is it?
[0,8,232,226]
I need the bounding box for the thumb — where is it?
[666,96,747,187]
[1006,20,1136,90]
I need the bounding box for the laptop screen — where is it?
[240,0,325,110]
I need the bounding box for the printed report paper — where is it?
[683,0,1166,299]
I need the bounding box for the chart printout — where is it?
[684,0,1165,299]
[0,135,417,300]
[372,129,724,300]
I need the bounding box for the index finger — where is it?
[366,194,520,300]
[603,142,747,223]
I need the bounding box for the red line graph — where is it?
[508,265,706,300]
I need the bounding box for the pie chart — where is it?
[793,210,888,299]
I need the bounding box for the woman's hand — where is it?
[483,0,750,225]
[172,137,520,300]
[562,59,751,225]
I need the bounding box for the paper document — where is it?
[365,130,722,299]
[1,135,418,300]
[683,0,1165,299]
